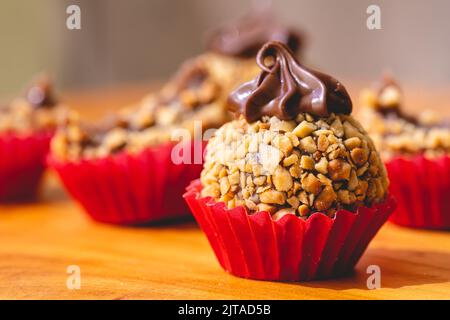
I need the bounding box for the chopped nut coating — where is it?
[201,113,389,219]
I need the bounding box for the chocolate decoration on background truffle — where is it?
[370,74,450,130]
[228,41,352,122]
[158,58,220,109]
[374,74,404,112]
[171,60,209,92]
[25,75,57,108]
[207,10,302,58]
[371,74,421,125]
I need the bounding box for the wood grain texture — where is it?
[0,82,449,300]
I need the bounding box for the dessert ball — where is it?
[0,75,66,201]
[358,74,450,229]
[200,42,388,219]
[359,75,450,159]
[201,114,388,219]
[0,75,65,134]
[51,55,231,161]
[49,54,233,224]
[186,41,396,282]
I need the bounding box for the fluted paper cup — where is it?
[184,179,396,281]
[50,141,205,225]
[0,131,52,201]
[386,155,450,229]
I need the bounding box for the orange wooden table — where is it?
[0,82,449,300]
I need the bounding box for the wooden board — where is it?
[0,82,449,300]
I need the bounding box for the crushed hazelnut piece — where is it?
[273,166,293,192]
[301,173,322,195]
[293,121,317,138]
[260,190,286,205]
[300,136,317,153]
[300,155,315,170]
[315,186,337,211]
[328,159,351,181]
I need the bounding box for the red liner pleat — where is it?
[386,155,450,229]
[184,180,396,282]
[49,141,205,225]
[0,131,52,201]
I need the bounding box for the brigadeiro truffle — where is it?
[184,41,396,281]
[359,75,450,229]
[49,54,231,225]
[0,75,65,201]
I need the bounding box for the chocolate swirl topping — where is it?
[207,11,302,58]
[370,74,450,129]
[228,41,352,122]
[374,74,403,110]
[372,74,422,125]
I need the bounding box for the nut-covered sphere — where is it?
[200,113,389,220]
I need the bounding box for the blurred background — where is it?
[0,0,449,98]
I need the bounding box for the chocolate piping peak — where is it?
[371,74,416,123]
[228,41,352,122]
[25,75,58,108]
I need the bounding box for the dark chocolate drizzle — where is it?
[207,10,302,58]
[228,41,352,122]
[25,75,57,108]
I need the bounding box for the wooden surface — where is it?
[0,81,449,300]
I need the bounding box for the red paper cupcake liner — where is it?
[0,131,52,202]
[385,155,450,229]
[184,180,396,282]
[49,141,205,225]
